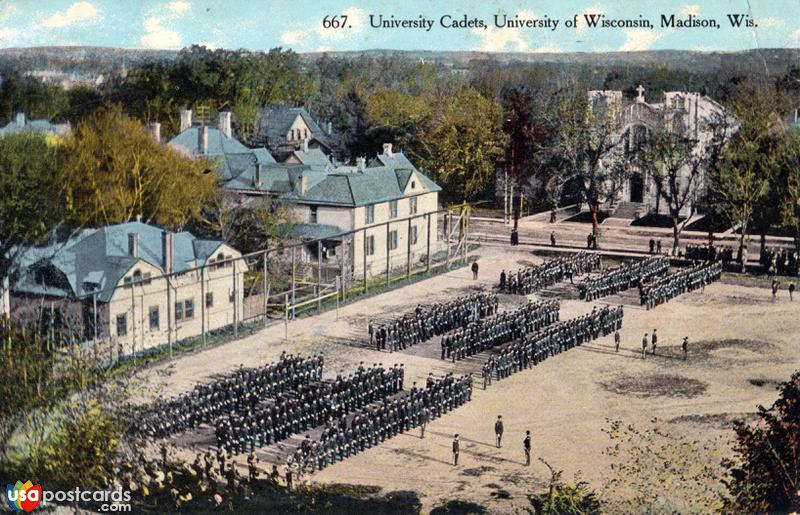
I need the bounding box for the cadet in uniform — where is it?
[453,434,460,465]
[495,416,504,448]
[523,430,531,466]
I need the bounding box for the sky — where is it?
[0,0,799,53]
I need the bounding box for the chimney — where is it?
[199,125,208,155]
[218,109,232,139]
[795,108,798,124]
[128,233,140,258]
[162,231,173,275]
[255,164,262,187]
[15,112,26,126]
[382,143,393,156]
[179,107,192,132]
[357,157,366,171]
[147,121,161,144]
[301,138,309,152]
[300,175,308,196]
[327,121,332,134]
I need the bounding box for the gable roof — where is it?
[256,105,332,149]
[287,148,332,167]
[13,222,230,302]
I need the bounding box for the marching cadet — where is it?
[523,430,532,466]
[452,434,460,466]
[642,333,648,359]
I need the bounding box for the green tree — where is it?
[0,133,65,282]
[723,371,800,513]
[775,130,800,247]
[529,459,601,515]
[58,105,217,228]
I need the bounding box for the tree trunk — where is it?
[591,204,599,243]
[672,216,680,256]
[739,220,748,273]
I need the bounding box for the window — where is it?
[389,230,398,250]
[310,206,318,224]
[366,235,375,256]
[411,180,416,189]
[175,301,184,321]
[184,299,194,319]
[365,205,375,224]
[206,292,214,308]
[116,314,127,337]
[389,200,398,219]
[123,276,132,288]
[133,270,142,283]
[409,196,418,215]
[410,225,418,245]
[149,306,160,331]
[303,128,309,139]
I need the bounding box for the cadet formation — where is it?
[499,251,601,295]
[485,306,624,382]
[369,293,498,351]
[214,364,405,454]
[129,247,726,492]
[441,299,560,361]
[133,353,324,438]
[288,373,473,473]
[578,256,669,301]
[640,261,722,309]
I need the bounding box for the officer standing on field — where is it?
[495,415,504,448]
[523,430,531,466]
[453,434,460,465]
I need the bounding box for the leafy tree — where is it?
[58,105,217,228]
[550,86,626,241]
[776,130,800,247]
[723,371,800,513]
[529,459,601,515]
[602,418,727,513]
[0,133,65,282]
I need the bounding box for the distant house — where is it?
[167,107,276,190]
[0,112,70,137]
[11,222,245,353]
[254,105,337,161]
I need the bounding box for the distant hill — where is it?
[0,46,797,79]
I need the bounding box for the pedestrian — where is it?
[285,458,294,490]
[500,270,506,291]
[614,330,620,352]
[452,434,460,465]
[523,430,531,466]
[642,333,648,359]
[789,282,795,301]
[472,261,479,280]
[247,451,259,483]
[588,233,594,250]
[550,231,556,247]
[495,415,504,448]
[682,336,688,360]
[649,239,655,254]
[656,240,662,254]
[772,279,780,300]
[651,329,658,355]
[368,320,375,348]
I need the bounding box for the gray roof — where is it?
[290,224,351,241]
[256,105,332,149]
[13,222,227,302]
[0,113,70,137]
[167,126,276,182]
[288,148,332,167]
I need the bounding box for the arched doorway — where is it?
[629,172,644,203]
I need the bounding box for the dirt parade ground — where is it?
[132,244,800,512]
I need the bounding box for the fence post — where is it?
[166,272,172,357]
[233,259,238,338]
[291,247,296,319]
[426,212,431,273]
[284,293,289,340]
[363,230,368,294]
[446,210,452,269]
[131,281,136,361]
[462,203,468,264]
[386,223,391,287]
[201,265,206,346]
[340,240,346,302]
[93,292,98,362]
[335,275,340,320]
[262,251,268,323]
[317,240,323,312]
[407,217,412,279]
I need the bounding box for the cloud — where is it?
[619,28,662,51]
[0,3,17,23]
[472,10,535,52]
[167,1,190,15]
[530,44,562,53]
[140,16,181,48]
[314,7,365,40]
[0,27,21,46]
[680,4,700,17]
[196,41,217,50]
[42,1,98,28]
[761,17,784,28]
[576,4,604,32]
[281,30,309,45]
